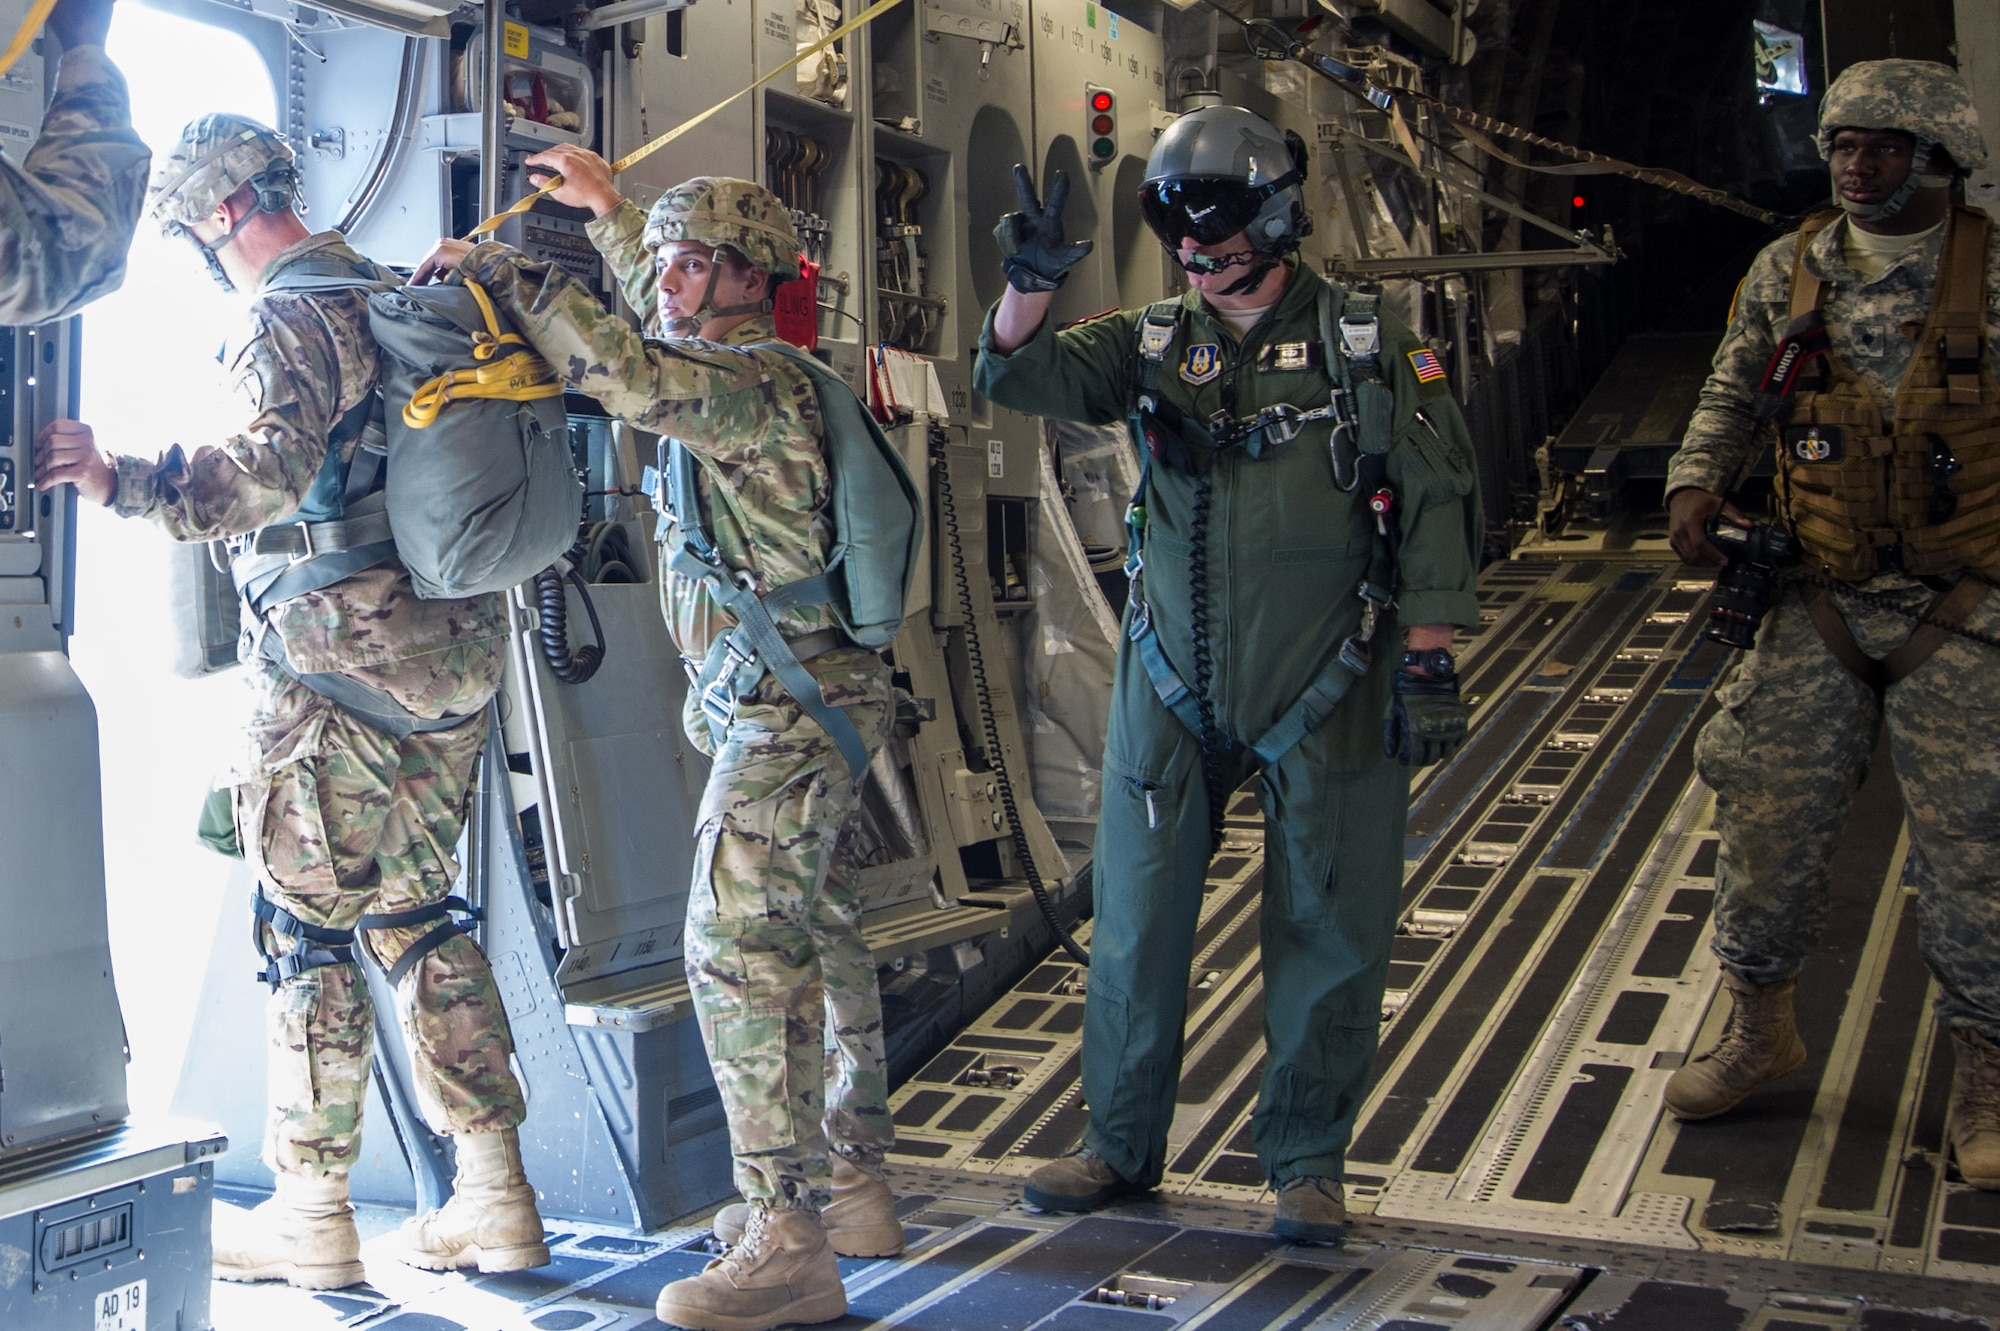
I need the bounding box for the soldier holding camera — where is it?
[1664,59,2000,1187]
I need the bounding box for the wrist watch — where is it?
[1400,647,1457,679]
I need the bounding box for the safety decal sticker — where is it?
[1180,343,1222,385]
[1408,349,1447,383]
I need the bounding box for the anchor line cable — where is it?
[464,0,913,240]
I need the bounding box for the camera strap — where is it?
[1750,310,1831,421]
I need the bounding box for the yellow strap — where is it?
[463,0,912,240]
[0,0,60,80]
[404,350,564,428]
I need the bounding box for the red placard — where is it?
[772,256,820,351]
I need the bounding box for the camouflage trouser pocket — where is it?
[235,754,343,896]
[710,1007,796,1152]
[268,977,323,1112]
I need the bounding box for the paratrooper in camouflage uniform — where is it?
[34,113,547,1287]
[0,0,148,324]
[423,148,902,1331]
[1664,59,2000,1187]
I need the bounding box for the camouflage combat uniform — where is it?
[460,195,896,1212]
[1668,211,2000,1040]
[0,44,149,324]
[107,230,527,1176]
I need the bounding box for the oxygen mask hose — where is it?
[1187,469,1229,855]
[930,426,1090,968]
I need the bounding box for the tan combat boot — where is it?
[1950,1027,2000,1189]
[656,1205,848,1331]
[711,1155,905,1257]
[213,1171,367,1289]
[397,1128,551,1272]
[1664,971,1807,1121]
[1273,1177,1346,1246]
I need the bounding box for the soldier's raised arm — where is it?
[0,0,150,325]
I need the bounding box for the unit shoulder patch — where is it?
[1179,343,1222,385]
[1408,348,1447,384]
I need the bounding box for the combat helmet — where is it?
[1139,105,1310,293]
[1816,59,1986,221]
[146,114,297,291]
[642,177,802,334]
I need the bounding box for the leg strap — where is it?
[1802,588,1887,692]
[251,887,357,989]
[356,896,477,990]
[1804,577,1991,692]
[1880,576,1989,685]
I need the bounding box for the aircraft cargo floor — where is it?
[212,558,2000,1328]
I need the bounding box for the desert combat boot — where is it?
[1274,1177,1347,1245]
[1950,1027,2000,1189]
[212,1171,367,1289]
[1664,971,1807,1120]
[711,1153,905,1257]
[657,1205,848,1331]
[397,1127,551,1272]
[1022,1147,1142,1213]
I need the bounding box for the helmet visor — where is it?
[1140,177,1270,247]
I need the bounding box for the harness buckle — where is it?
[701,636,759,728]
[287,519,317,563]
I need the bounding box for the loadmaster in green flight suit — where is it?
[974,106,1482,1245]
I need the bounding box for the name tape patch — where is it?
[1408,349,1447,383]
[1258,341,1322,373]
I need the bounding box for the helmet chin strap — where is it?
[659,262,774,337]
[163,220,237,292]
[1837,135,1950,222]
[1170,244,1283,297]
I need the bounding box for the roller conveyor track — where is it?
[209,555,2000,1329]
[873,556,2000,1321]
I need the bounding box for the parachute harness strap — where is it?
[403,281,564,429]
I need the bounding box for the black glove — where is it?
[47,0,115,49]
[1383,669,1469,766]
[994,164,1093,293]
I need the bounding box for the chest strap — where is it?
[654,440,871,778]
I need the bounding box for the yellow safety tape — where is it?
[0,0,60,80]
[464,0,911,240]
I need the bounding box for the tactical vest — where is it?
[1777,205,2000,582]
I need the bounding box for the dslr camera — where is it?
[1704,518,1799,650]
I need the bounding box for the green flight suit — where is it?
[974,263,1480,1188]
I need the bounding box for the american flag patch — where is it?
[1408,349,1447,383]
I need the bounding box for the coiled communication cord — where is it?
[930,425,1090,967]
[534,540,606,684]
[1187,469,1229,853]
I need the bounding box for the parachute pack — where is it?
[241,253,582,603]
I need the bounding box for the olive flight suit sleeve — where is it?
[1666,235,1795,499]
[973,302,1141,426]
[0,45,151,326]
[106,295,355,540]
[583,197,658,331]
[460,242,814,456]
[1378,325,1483,630]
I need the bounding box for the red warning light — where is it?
[1572,194,1586,208]
[1091,90,1114,112]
